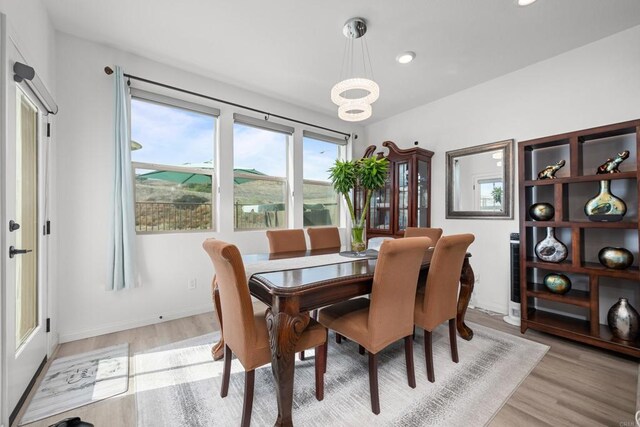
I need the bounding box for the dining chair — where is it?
[307,227,341,250]
[414,233,475,383]
[318,237,432,415]
[266,229,307,254]
[404,227,443,244]
[203,238,328,427]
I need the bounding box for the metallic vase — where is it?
[598,247,634,270]
[607,298,640,341]
[543,273,571,294]
[535,227,568,263]
[529,203,555,221]
[584,180,627,222]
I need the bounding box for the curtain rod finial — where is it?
[104,66,114,75]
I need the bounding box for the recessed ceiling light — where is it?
[518,0,537,6]
[396,51,416,64]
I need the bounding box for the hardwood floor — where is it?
[14,308,638,427]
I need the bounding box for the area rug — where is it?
[20,343,129,425]
[134,324,547,426]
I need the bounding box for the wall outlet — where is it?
[188,278,197,290]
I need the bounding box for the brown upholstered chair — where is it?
[318,237,432,415]
[266,229,307,254]
[414,234,474,383]
[307,227,341,250]
[404,227,443,244]
[203,239,327,427]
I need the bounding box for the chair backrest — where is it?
[368,237,432,351]
[404,227,443,244]
[307,227,341,250]
[202,238,256,360]
[419,234,475,330]
[266,229,307,254]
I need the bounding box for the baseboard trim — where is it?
[59,305,213,343]
[474,300,508,315]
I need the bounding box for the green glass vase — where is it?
[351,224,366,254]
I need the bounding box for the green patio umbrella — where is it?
[136,165,267,185]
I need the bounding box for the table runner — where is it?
[244,253,366,280]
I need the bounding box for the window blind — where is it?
[302,130,348,146]
[131,88,221,117]
[233,113,294,135]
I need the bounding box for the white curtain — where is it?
[108,66,136,290]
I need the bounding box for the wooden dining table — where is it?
[211,247,475,427]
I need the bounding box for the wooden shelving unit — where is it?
[518,119,640,357]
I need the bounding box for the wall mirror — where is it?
[446,139,514,219]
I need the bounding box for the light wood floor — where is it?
[14,309,638,427]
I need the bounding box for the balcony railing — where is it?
[136,201,212,232]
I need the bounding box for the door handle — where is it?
[9,220,20,232]
[9,246,32,258]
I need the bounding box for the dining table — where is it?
[210,246,475,427]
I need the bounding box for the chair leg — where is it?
[323,331,328,374]
[359,345,365,355]
[336,333,342,344]
[404,335,416,388]
[449,318,459,363]
[315,343,326,401]
[241,370,255,427]
[221,344,232,398]
[368,352,380,415]
[424,330,435,383]
[412,325,416,340]
[300,351,305,361]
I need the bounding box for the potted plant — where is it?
[329,156,390,253]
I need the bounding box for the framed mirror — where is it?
[446,139,514,219]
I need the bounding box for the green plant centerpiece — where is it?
[329,156,390,253]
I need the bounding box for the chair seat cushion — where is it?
[318,298,376,351]
[245,307,327,371]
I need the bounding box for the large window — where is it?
[131,91,217,232]
[233,116,290,230]
[302,133,342,226]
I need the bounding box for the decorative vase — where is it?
[607,298,640,341]
[535,227,568,263]
[529,203,555,221]
[543,273,571,294]
[351,224,366,254]
[598,247,634,270]
[584,180,626,222]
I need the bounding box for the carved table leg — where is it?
[457,257,475,341]
[266,301,309,427]
[211,277,225,361]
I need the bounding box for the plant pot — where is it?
[351,225,366,254]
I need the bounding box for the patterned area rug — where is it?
[134,324,548,426]
[21,344,129,425]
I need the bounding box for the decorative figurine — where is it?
[528,203,555,221]
[535,227,568,263]
[584,180,627,221]
[543,273,571,294]
[607,298,640,341]
[599,247,634,270]
[537,160,566,180]
[597,150,630,174]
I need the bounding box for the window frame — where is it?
[130,90,218,234]
[232,119,291,231]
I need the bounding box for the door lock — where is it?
[9,220,20,232]
[9,246,32,258]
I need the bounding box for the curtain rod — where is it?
[104,66,351,139]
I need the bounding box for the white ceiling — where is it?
[44,0,640,123]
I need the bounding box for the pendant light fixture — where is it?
[331,17,379,122]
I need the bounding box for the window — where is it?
[131,91,218,232]
[302,133,342,226]
[233,115,290,230]
[477,178,503,211]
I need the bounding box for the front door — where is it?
[4,37,48,423]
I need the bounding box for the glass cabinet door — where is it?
[396,161,409,233]
[368,170,391,232]
[417,160,429,227]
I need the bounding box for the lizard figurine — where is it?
[596,150,630,174]
[537,159,566,180]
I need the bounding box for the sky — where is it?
[131,98,338,181]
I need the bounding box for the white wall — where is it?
[54,32,361,343]
[363,25,640,314]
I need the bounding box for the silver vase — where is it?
[535,227,568,263]
[607,298,640,341]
